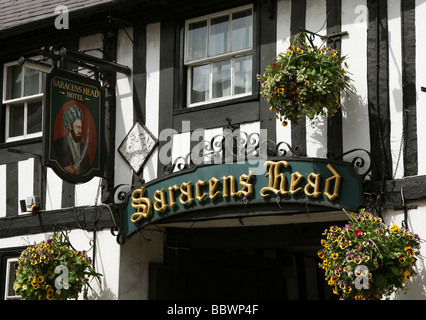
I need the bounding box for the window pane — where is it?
[8,103,24,137]
[209,15,229,56]
[212,59,231,99]
[6,65,22,100]
[232,9,253,51]
[187,20,207,61]
[27,101,43,134]
[24,67,40,96]
[234,54,252,95]
[191,64,210,103]
[6,259,19,299]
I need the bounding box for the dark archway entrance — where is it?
[149,222,341,300]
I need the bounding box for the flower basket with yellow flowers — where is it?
[257,32,354,126]
[318,209,422,300]
[13,233,102,300]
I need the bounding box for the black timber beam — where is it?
[0,206,115,239]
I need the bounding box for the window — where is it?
[4,257,20,300]
[2,61,44,142]
[185,5,253,107]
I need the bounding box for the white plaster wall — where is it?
[74,33,105,206]
[275,0,292,147]
[143,23,161,183]
[115,27,134,189]
[416,0,426,175]
[388,0,404,179]
[341,0,370,156]
[44,168,63,211]
[203,127,223,164]
[18,158,34,215]
[305,0,328,158]
[115,27,169,300]
[118,229,164,299]
[382,201,426,299]
[87,229,121,300]
[0,164,6,217]
[75,178,102,206]
[172,131,191,172]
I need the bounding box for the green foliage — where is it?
[257,32,355,126]
[13,233,102,300]
[318,209,422,300]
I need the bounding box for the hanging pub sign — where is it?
[117,158,363,242]
[44,69,104,184]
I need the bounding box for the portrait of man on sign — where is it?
[54,104,90,175]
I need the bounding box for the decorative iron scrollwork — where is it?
[328,148,372,182]
[264,140,304,158]
[162,128,304,175]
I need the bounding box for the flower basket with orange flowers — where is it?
[318,209,422,300]
[257,32,354,126]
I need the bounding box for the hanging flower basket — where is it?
[13,233,102,300]
[257,32,355,126]
[318,209,422,300]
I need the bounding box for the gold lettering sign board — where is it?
[119,159,362,239]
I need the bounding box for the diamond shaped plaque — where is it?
[118,121,158,174]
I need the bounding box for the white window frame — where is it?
[184,4,253,108]
[4,257,21,300]
[2,60,44,142]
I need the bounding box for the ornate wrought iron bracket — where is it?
[328,148,372,183]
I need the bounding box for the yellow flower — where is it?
[331,253,339,260]
[399,256,406,264]
[390,224,400,233]
[37,275,44,283]
[403,269,411,281]
[405,246,415,258]
[31,280,40,290]
[277,87,285,94]
[343,286,352,294]
[304,80,310,87]
[328,276,339,286]
[405,233,414,240]
[375,217,382,223]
